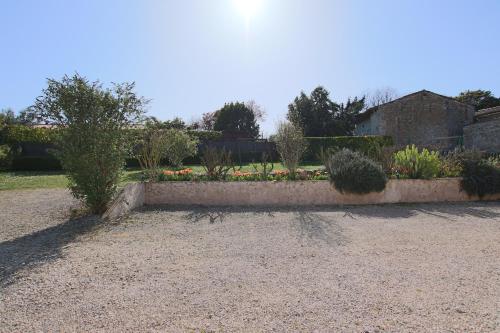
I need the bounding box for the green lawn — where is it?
[0,163,323,191]
[0,169,144,191]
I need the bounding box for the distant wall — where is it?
[463,118,500,153]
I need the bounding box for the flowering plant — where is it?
[159,168,195,181]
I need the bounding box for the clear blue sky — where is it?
[1,0,499,135]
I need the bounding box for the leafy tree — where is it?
[33,74,148,214]
[213,102,260,138]
[455,90,500,110]
[287,86,364,137]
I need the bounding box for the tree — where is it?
[287,86,364,137]
[455,90,500,110]
[0,108,16,126]
[191,112,217,131]
[33,74,148,214]
[273,122,308,179]
[245,100,266,123]
[366,87,399,108]
[213,102,260,138]
[337,97,366,136]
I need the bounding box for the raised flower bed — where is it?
[104,178,500,220]
[145,178,500,206]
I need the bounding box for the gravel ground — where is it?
[1,190,500,332]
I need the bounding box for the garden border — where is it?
[104,178,500,218]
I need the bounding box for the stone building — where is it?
[463,106,500,153]
[354,90,475,149]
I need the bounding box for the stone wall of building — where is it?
[463,107,500,153]
[355,91,475,149]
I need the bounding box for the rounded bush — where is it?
[326,149,387,194]
[461,159,500,198]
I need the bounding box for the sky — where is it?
[1,0,499,136]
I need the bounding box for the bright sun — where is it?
[234,0,263,20]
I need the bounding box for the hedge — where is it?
[11,156,62,171]
[2,125,60,145]
[303,136,394,161]
[2,125,222,146]
[187,130,223,141]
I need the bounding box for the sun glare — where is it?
[234,0,263,20]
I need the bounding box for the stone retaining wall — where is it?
[103,182,145,220]
[145,179,500,207]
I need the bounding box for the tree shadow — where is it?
[0,215,103,288]
[348,202,500,221]
[144,205,349,246]
[295,211,348,247]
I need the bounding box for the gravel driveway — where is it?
[1,189,500,332]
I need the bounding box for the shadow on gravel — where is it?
[0,216,103,288]
[180,207,348,246]
[295,211,348,246]
[142,202,500,222]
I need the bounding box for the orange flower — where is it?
[233,171,253,177]
[163,168,193,176]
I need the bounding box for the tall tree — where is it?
[287,86,364,137]
[213,102,260,139]
[455,90,500,110]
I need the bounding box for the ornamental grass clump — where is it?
[326,149,387,194]
[393,145,440,179]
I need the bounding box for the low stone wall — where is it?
[103,182,145,220]
[145,179,500,207]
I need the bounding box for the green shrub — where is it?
[0,145,12,170]
[461,159,500,198]
[33,74,147,214]
[439,148,484,178]
[326,149,387,194]
[134,126,170,181]
[304,136,393,162]
[164,129,199,168]
[393,145,441,179]
[274,122,308,179]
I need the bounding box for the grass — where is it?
[0,163,323,191]
[0,169,144,191]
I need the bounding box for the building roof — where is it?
[356,90,469,123]
[475,106,500,121]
